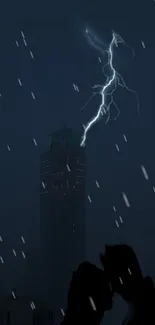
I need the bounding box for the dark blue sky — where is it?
[0,0,155,323]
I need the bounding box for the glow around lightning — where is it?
[80,29,139,147]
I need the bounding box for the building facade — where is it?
[40,127,86,324]
[0,295,53,325]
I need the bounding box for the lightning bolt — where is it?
[80,29,139,147]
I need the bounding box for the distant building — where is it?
[40,127,86,323]
[0,295,53,325]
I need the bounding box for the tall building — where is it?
[40,127,86,324]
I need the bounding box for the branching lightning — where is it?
[80,29,139,147]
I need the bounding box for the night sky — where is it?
[0,0,155,323]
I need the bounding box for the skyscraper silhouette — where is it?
[40,127,86,324]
